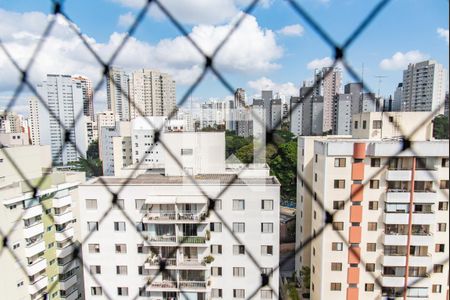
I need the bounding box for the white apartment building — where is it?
[402,60,447,114]
[0,144,85,300]
[78,132,280,300]
[199,100,230,130]
[28,97,40,145]
[315,67,342,133]
[296,112,449,300]
[107,67,130,121]
[129,69,176,119]
[36,74,88,165]
[290,96,302,136]
[73,75,94,121]
[0,132,30,146]
[100,121,132,176]
[97,111,118,159]
[85,117,98,146]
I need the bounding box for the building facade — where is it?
[79,132,280,300]
[401,60,446,114]
[72,75,94,121]
[129,69,176,119]
[0,145,84,300]
[36,74,88,165]
[296,112,449,300]
[107,67,130,121]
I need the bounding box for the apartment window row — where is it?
[90,287,128,296]
[211,289,272,299]
[87,221,126,232]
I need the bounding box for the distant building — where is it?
[315,67,342,133]
[0,109,23,134]
[28,97,40,145]
[100,121,132,176]
[36,74,88,165]
[107,66,130,121]
[85,117,98,146]
[289,96,302,136]
[73,75,94,121]
[300,85,323,136]
[234,88,246,108]
[296,111,448,300]
[129,69,176,119]
[332,94,352,135]
[392,82,403,111]
[270,99,282,130]
[402,60,446,114]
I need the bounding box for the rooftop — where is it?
[86,173,279,186]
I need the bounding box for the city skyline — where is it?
[0,0,448,116]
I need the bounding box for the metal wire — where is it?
[0,0,448,299]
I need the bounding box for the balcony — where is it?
[56,243,75,257]
[177,210,207,222]
[54,211,74,225]
[382,255,432,267]
[146,280,178,291]
[26,257,47,276]
[144,258,177,269]
[415,170,437,181]
[61,290,78,300]
[178,236,206,244]
[386,190,410,203]
[59,274,77,290]
[25,240,45,258]
[386,170,411,181]
[178,258,206,268]
[53,195,72,208]
[383,212,434,225]
[58,259,79,273]
[178,281,207,290]
[28,275,48,295]
[23,205,43,219]
[383,234,433,246]
[23,222,44,239]
[55,227,75,242]
[144,211,176,222]
[144,235,177,244]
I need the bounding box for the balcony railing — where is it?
[178,210,206,221]
[178,236,206,244]
[179,281,207,289]
[148,280,177,288]
[145,235,177,243]
[179,258,205,266]
[145,211,176,221]
[146,257,177,266]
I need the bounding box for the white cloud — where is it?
[277,24,304,37]
[118,12,135,28]
[248,77,298,98]
[379,50,429,71]
[0,9,283,109]
[307,56,333,70]
[437,28,449,45]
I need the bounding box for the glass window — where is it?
[261,223,274,233]
[88,244,100,253]
[330,283,341,291]
[116,265,127,275]
[233,199,245,210]
[210,222,222,232]
[117,287,128,296]
[86,199,97,210]
[261,245,273,256]
[331,263,342,271]
[87,222,98,231]
[261,200,274,210]
[233,289,245,298]
[233,222,245,233]
[334,158,346,167]
[115,244,127,253]
[333,201,345,210]
[334,180,345,189]
[233,245,245,255]
[211,267,222,276]
[233,267,245,277]
[91,287,102,296]
[332,222,344,231]
[114,222,126,231]
[211,245,222,254]
[370,158,380,167]
[370,180,380,189]
[332,242,343,251]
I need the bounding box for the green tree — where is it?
[433,115,449,139]
[87,139,99,159]
[299,266,311,290]
[69,157,103,177]
[269,140,297,201]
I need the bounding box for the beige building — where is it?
[0,145,85,300]
[28,97,41,146]
[129,69,176,119]
[296,112,449,300]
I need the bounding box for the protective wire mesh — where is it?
[0,0,448,299]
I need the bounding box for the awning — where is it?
[176,196,208,204]
[145,196,177,204]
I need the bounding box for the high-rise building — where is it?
[300,85,324,136]
[200,100,228,129]
[270,99,282,131]
[234,88,246,108]
[73,75,94,121]
[107,67,130,121]
[96,111,118,160]
[392,82,403,112]
[78,132,280,300]
[296,111,448,300]
[332,94,352,135]
[85,117,98,146]
[28,97,40,145]
[129,69,176,119]
[314,67,342,133]
[0,109,23,134]
[401,60,446,114]
[100,121,132,176]
[290,96,302,136]
[36,74,88,165]
[0,144,85,300]
[344,82,363,117]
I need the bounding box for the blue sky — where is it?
[0,0,448,114]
